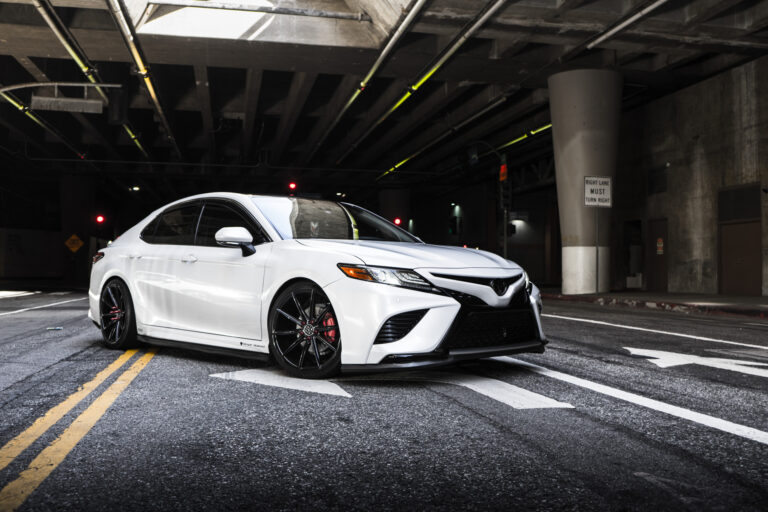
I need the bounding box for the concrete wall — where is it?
[615,55,767,295]
[0,229,66,279]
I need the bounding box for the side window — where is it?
[152,205,201,245]
[140,216,161,243]
[196,203,260,247]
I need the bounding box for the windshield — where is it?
[252,197,420,243]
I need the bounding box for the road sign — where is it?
[64,234,84,253]
[584,176,612,207]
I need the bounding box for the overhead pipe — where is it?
[377,92,513,179]
[336,0,509,165]
[32,0,149,158]
[149,0,372,21]
[306,0,430,162]
[380,0,669,180]
[32,0,109,103]
[0,89,86,158]
[105,0,182,159]
[585,0,673,49]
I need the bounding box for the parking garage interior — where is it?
[2,2,768,511]
[0,0,766,296]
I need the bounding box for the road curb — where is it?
[541,293,768,319]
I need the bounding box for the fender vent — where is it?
[374,309,428,344]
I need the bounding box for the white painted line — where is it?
[342,371,572,409]
[0,297,88,317]
[0,291,37,299]
[210,368,351,397]
[542,313,768,351]
[625,347,768,378]
[499,357,768,446]
[425,373,573,409]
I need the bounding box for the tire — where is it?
[269,281,341,379]
[99,278,139,349]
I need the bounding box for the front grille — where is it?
[439,307,538,350]
[374,309,428,344]
[443,289,486,306]
[432,272,523,295]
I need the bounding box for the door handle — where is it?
[129,254,142,259]
[181,254,198,263]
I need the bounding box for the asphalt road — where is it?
[0,291,766,511]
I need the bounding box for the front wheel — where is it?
[99,279,138,349]
[269,282,341,379]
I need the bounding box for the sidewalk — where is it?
[540,289,768,319]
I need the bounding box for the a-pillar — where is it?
[548,69,623,294]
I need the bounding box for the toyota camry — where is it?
[89,193,546,378]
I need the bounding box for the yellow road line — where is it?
[0,350,137,472]
[0,349,157,512]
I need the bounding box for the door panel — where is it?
[131,203,202,329]
[720,221,761,296]
[175,245,269,341]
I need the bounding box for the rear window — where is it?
[142,205,201,245]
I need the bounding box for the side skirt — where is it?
[137,335,271,362]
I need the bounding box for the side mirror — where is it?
[215,227,255,256]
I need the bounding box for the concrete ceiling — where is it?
[1,0,766,203]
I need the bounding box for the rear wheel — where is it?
[269,281,341,379]
[99,279,138,349]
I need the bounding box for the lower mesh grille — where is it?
[440,308,537,350]
[374,309,428,344]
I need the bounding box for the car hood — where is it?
[294,239,520,270]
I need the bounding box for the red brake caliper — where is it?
[109,306,122,321]
[322,314,337,343]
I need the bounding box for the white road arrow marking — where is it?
[626,347,768,378]
[210,368,351,397]
[211,368,572,409]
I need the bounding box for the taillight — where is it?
[93,251,105,264]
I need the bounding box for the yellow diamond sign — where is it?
[65,234,84,253]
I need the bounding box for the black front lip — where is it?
[340,340,546,373]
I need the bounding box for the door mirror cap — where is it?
[215,227,255,256]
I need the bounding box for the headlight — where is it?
[523,270,533,294]
[337,264,438,293]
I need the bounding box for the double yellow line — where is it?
[0,349,157,511]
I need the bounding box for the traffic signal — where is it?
[95,215,106,224]
[393,217,402,226]
[288,182,297,190]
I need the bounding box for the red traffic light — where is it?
[95,215,105,224]
[288,182,297,190]
[393,217,402,226]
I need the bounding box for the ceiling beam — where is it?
[352,81,469,168]
[684,0,746,27]
[270,71,317,165]
[298,74,359,166]
[399,90,550,176]
[13,54,121,159]
[322,78,409,166]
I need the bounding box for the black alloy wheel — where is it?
[269,281,341,379]
[99,279,138,349]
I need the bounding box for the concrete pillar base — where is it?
[562,246,611,294]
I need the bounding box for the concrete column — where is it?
[548,69,623,294]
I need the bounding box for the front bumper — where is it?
[325,270,546,368]
[341,340,545,372]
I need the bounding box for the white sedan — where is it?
[89,192,546,378]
